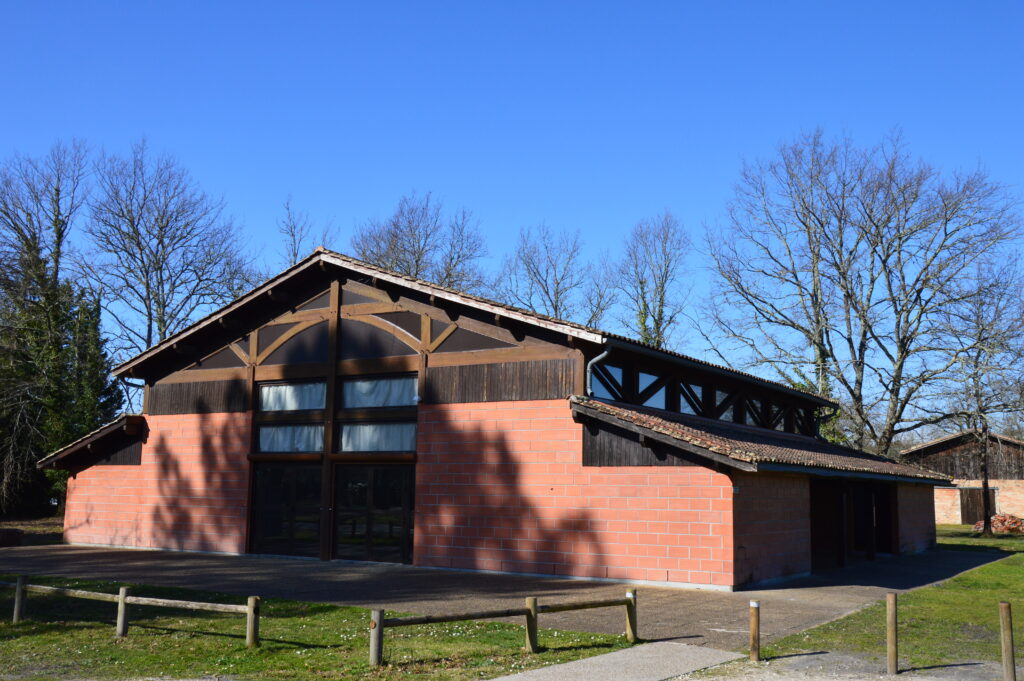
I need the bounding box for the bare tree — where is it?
[83,140,255,366]
[616,211,689,348]
[706,130,1021,455]
[277,196,337,267]
[352,192,487,292]
[931,261,1024,534]
[583,256,617,328]
[494,224,588,320]
[0,141,120,513]
[0,141,89,292]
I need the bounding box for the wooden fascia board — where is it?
[756,462,951,486]
[569,403,757,473]
[114,251,604,380]
[319,253,606,345]
[113,255,327,378]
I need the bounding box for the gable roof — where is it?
[113,248,836,407]
[569,396,949,483]
[901,429,1024,459]
[36,414,147,470]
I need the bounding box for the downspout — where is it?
[585,341,611,397]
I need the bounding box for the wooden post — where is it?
[886,592,898,675]
[369,609,384,667]
[1001,601,1016,681]
[246,596,261,648]
[749,600,760,662]
[12,575,25,624]
[525,597,539,653]
[625,589,638,643]
[116,587,129,637]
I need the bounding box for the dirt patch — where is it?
[677,651,1002,680]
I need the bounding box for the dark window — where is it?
[334,465,414,563]
[250,462,322,557]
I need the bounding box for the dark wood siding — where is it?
[264,321,329,364]
[149,379,250,415]
[93,440,143,465]
[582,420,697,467]
[188,346,245,370]
[434,327,515,352]
[424,359,575,403]
[906,437,1024,479]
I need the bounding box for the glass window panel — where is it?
[340,423,417,452]
[342,376,418,408]
[259,424,324,452]
[259,382,326,411]
[643,386,666,409]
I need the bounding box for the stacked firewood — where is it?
[972,514,1024,534]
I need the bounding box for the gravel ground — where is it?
[675,651,1004,681]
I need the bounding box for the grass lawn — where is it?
[937,523,1024,553]
[763,531,1024,669]
[0,574,629,681]
[0,515,64,546]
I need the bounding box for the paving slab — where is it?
[0,544,1003,650]
[490,642,742,681]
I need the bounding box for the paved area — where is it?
[0,545,1002,650]
[674,651,1003,681]
[491,641,741,681]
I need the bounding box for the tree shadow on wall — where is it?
[394,402,612,601]
[149,392,251,555]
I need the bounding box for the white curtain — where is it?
[340,423,416,452]
[342,376,418,408]
[260,382,326,411]
[259,424,324,452]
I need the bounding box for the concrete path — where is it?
[0,545,1002,651]
[490,642,741,681]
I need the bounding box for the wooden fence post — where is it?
[12,575,25,624]
[1001,601,1016,681]
[369,609,384,667]
[886,592,898,675]
[246,596,261,648]
[116,587,129,637]
[625,589,638,643]
[749,600,761,662]
[525,597,539,653]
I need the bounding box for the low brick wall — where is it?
[415,400,736,588]
[64,412,251,553]
[934,487,961,524]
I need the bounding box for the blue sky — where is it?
[4,1,1023,354]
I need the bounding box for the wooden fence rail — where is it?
[3,576,260,648]
[369,589,637,667]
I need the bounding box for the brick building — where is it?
[40,250,946,590]
[902,431,1024,525]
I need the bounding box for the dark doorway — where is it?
[333,464,414,563]
[960,488,997,525]
[250,462,322,557]
[810,478,897,572]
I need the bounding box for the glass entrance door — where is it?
[250,462,322,557]
[334,465,414,563]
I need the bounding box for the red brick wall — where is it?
[897,483,936,553]
[948,480,1024,519]
[732,472,811,584]
[934,487,961,523]
[415,400,737,588]
[64,412,251,553]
